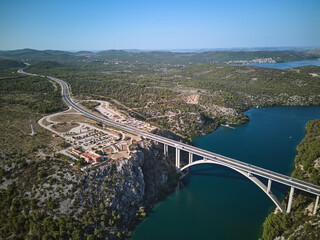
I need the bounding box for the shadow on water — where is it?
[181,164,288,200]
[189,165,247,181]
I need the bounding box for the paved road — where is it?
[19,68,320,196]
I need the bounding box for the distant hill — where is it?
[0,48,319,64]
[74,51,95,57]
[0,48,71,57]
[97,49,127,55]
[0,48,78,62]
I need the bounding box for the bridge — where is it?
[19,67,320,214]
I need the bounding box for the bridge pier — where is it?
[176,148,180,168]
[267,179,272,193]
[164,144,168,157]
[313,195,319,215]
[189,152,193,165]
[287,187,295,213]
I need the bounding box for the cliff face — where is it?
[77,157,145,212]
[74,140,177,238]
[139,141,177,204]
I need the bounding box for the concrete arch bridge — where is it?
[164,145,320,215]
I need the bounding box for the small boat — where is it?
[221,123,235,129]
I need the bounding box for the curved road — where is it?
[18,68,320,197]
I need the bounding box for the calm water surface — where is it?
[131,106,320,240]
[244,58,320,69]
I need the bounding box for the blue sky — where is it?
[0,0,319,50]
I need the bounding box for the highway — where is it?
[19,68,320,197]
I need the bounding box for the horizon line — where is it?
[1,46,320,53]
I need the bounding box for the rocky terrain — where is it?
[0,135,177,239]
[74,140,177,237]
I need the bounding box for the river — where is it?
[130,61,320,240]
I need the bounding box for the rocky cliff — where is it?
[74,140,177,239]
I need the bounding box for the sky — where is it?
[0,0,319,51]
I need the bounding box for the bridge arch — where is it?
[180,159,285,212]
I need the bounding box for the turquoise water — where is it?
[244,58,320,69]
[130,106,320,240]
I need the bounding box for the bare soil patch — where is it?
[50,114,94,123]
[186,94,200,104]
[310,73,320,77]
[41,117,52,126]
[52,123,80,133]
